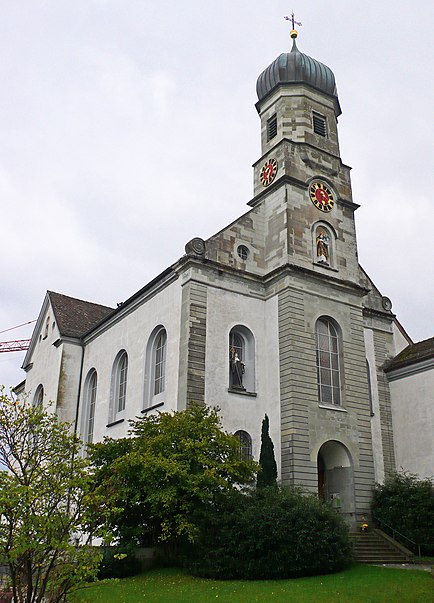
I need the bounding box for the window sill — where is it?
[318,404,347,413]
[227,388,257,398]
[106,418,125,428]
[141,402,164,414]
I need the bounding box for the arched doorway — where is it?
[317,441,355,519]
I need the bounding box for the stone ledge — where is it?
[106,418,125,428]
[318,403,347,413]
[141,402,165,414]
[227,388,257,398]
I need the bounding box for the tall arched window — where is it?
[154,329,167,396]
[234,430,253,460]
[315,318,341,406]
[229,326,255,393]
[110,350,128,422]
[84,370,97,444]
[33,384,44,407]
[144,326,167,410]
[116,352,128,412]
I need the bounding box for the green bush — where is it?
[98,546,141,579]
[372,472,434,555]
[184,487,352,579]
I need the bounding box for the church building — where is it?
[21,26,425,526]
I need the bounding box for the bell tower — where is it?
[249,22,359,284]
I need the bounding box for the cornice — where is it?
[385,357,434,382]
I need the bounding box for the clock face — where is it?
[260,158,278,187]
[309,181,335,212]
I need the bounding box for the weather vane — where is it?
[284,12,302,39]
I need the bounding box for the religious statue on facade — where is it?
[316,230,330,264]
[229,346,245,390]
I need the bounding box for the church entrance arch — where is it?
[317,440,355,520]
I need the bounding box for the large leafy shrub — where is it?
[185,487,352,579]
[88,404,257,549]
[372,472,434,554]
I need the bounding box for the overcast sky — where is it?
[1,1,433,389]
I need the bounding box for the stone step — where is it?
[350,529,413,564]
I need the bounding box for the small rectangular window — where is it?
[313,112,327,137]
[267,114,277,141]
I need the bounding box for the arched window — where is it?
[144,326,167,409]
[110,350,128,421]
[154,329,167,396]
[229,326,255,393]
[84,370,97,444]
[315,318,341,406]
[234,430,253,461]
[33,384,44,407]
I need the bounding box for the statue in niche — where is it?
[229,346,245,390]
[316,230,330,264]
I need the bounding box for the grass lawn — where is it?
[69,564,434,603]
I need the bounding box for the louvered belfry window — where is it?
[267,114,277,141]
[313,112,327,137]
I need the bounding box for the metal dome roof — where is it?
[256,39,340,113]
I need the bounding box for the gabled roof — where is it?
[384,336,434,373]
[48,291,114,338]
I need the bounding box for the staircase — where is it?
[351,529,413,564]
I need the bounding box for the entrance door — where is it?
[317,440,355,518]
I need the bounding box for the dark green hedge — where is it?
[184,487,352,579]
[372,472,434,555]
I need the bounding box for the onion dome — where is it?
[256,36,341,115]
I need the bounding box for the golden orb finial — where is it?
[290,29,298,39]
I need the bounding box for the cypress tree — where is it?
[257,414,277,489]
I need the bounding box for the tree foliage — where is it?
[185,486,352,579]
[88,404,257,548]
[0,389,101,603]
[372,471,434,554]
[256,414,277,489]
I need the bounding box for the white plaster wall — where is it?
[78,279,182,443]
[24,303,63,412]
[364,328,385,483]
[205,287,281,477]
[55,342,84,424]
[390,367,434,479]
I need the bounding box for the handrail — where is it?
[373,515,420,557]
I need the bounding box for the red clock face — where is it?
[260,158,278,187]
[309,181,335,212]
